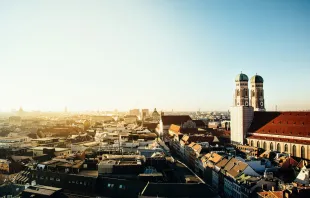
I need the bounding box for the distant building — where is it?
[124,115,138,124]
[129,109,140,117]
[8,116,22,126]
[141,109,149,118]
[151,108,160,121]
[91,116,114,125]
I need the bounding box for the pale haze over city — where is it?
[1,1,310,198]
[1,0,310,112]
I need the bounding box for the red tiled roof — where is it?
[248,112,310,138]
[161,115,192,126]
[281,157,299,169]
[247,135,310,145]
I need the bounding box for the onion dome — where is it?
[250,74,264,83]
[235,73,249,82]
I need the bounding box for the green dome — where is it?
[235,73,249,82]
[251,75,264,83]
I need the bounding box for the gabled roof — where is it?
[192,144,202,153]
[208,153,223,164]
[224,158,238,172]
[297,159,309,169]
[169,124,181,133]
[227,161,248,178]
[181,135,189,142]
[248,111,310,138]
[188,142,195,148]
[281,157,299,169]
[161,115,192,126]
[215,158,229,169]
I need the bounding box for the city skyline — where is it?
[1,1,310,112]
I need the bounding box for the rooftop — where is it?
[248,111,310,138]
[161,115,192,126]
[30,147,70,152]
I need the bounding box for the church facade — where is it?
[230,73,310,160]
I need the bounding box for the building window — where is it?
[270,142,273,151]
[301,146,305,159]
[263,142,266,150]
[107,183,114,188]
[250,140,254,147]
[292,145,297,156]
[284,144,288,152]
[119,185,125,189]
[257,141,260,148]
[277,143,281,152]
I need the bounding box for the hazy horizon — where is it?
[1,1,310,112]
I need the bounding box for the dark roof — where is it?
[248,111,310,138]
[187,136,214,143]
[192,120,206,127]
[141,183,218,198]
[250,74,264,83]
[235,73,249,82]
[143,123,158,131]
[161,115,192,126]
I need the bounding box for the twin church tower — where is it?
[231,73,265,145]
[234,72,265,111]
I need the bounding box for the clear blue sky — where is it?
[0,0,309,112]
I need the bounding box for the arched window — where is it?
[270,142,273,151]
[301,146,305,159]
[263,142,266,150]
[292,145,297,156]
[257,141,260,148]
[277,143,281,152]
[250,140,254,147]
[237,90,240,96]
[284,144,288,152]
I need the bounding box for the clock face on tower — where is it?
[260,101,264,107]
